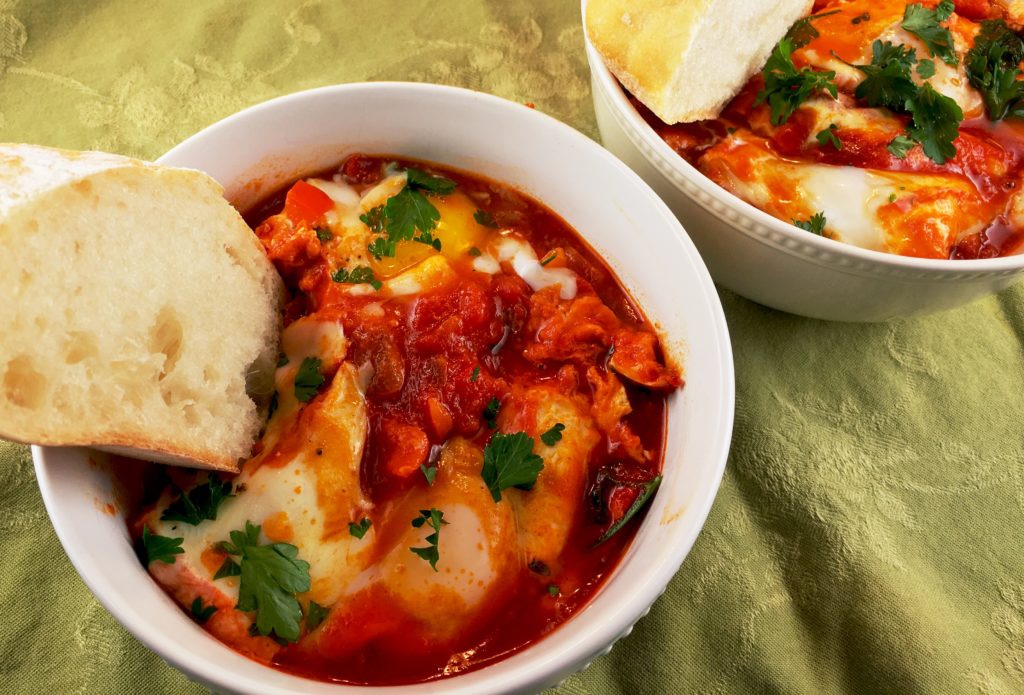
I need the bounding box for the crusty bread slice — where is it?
[586,0,813,124]
[0,144,284,472]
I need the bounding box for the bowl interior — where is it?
[34,83,734,694]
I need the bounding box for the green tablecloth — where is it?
[2,2,1023,693]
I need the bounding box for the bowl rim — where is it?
[580,0,1024,274]
[34,81,735,694]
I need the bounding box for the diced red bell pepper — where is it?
[284,180,334,227]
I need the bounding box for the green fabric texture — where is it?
[1,1,1023,693]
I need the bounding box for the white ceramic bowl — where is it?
[582,2,1024,322]
[33,83,734,694]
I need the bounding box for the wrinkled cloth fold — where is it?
[1,2,1022,694]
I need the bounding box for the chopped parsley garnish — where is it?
[907,82,963,164]
[539,252,557,266]
[331,265,382,290]
[348,517,372,539]
[415,230,443,251]
[470,366,480,382]
[481,431,545,502]
[902,0,957,66]
[419,463,438,486]
[888,192,899,203]
[482,396,501,429]
[294,357,325,403]
[917,59,936,79]
[540,423,565,446]
[815,124,842,150]
[406,167,457,195]
[305,600,329,631]
[547,584,561,597]
[359,205,385,233]
[785,9,840,49]
[474,209,498,228]
[213,556,241,579]
[846,40,963,164]
[191,597,217,624]
[594,475,663,546]
[361,167,456,259]
[965,20,1024,121]
[793,212,827,236]
[314,227,333,242]
[888,134,916,158]
[756,39,838,125]
[852,12,870,25]
[218,521,311,643]
[141,526,183,566]
[850,41,919,111]
[409,508,448,571]
[467,245,483,257]
[161,477,234,526]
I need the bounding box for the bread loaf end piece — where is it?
[586,0,813,124]
[0,144,284,471]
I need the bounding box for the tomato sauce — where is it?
[129,154,681,686]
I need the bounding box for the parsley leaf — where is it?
[850,41,920,111]
[305,600,329,631]
[481,432,545,502]
[917,58,936,79]
[756,39,838,125]
[414,230,443,251]
[385,187,439,241]
[141,526,184,566]
[847,40,963,164]
[540,423,565,446]
[220,521,311,643]
[547,584,561,597]
[409,508,448,571]
[419,463,438,486]
[888,134,916,158]
[315,227,333,242]
[907,81,963,164]
[470,366,480,382]
[367,236,396,260]
[902,0,957,66]
[161,477,234,526]
[213,557,241,579]
[786,9,840,49]
[815,124,842,150]
[793,212,827,235]
[539,252,557,266]
[360,206,385,233]
[294,357,325,403]
[474,210,498,228]
[594,475,663,546]
[348,517,372,539]
[191,597,217,624]
[467,246,483,257]
[483,396,501,429]
[965,20,1024,121]
[331,265,382,290]
[405,168,457,195]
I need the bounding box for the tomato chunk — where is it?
[608,329,682,392]
[379,420,430,478]
[284,180,334,227]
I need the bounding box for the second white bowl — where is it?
[582,1,1024,322]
